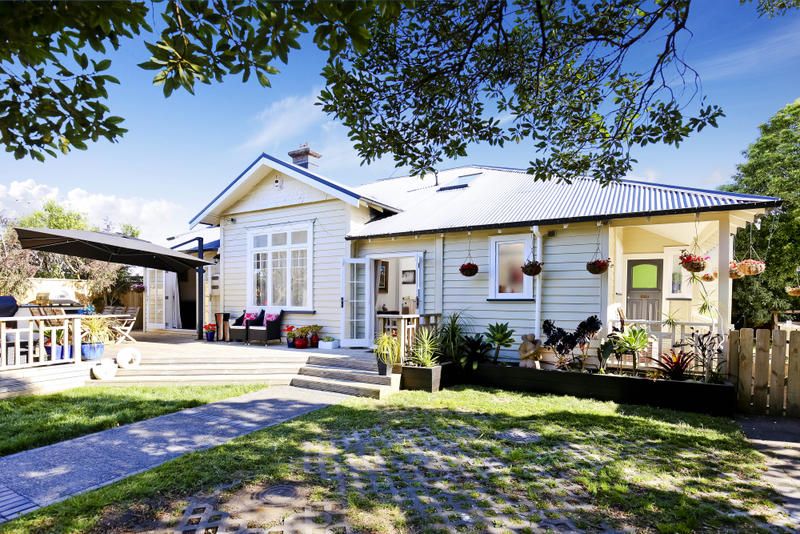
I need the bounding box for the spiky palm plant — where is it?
[485,322,515,363]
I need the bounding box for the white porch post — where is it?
[717,213,732,334]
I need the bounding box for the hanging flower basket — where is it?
[738,258,766,277]
[679,250,707,273]
[586,258,611,275]
[700,272,718,283]
[521,260,543,277]
[786,287,800,297]
[729,262,744,280]
[459,262,479,277]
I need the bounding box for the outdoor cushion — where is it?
[264,313,278,324]
[232,313,245,326]
[244,312,257,322]
[254,309,266,326]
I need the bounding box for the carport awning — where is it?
[15,227,213,272]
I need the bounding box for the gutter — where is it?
[533,226,543,339]
[344,200,782,241]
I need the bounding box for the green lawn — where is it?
[0,384,265,457]
[1,387,784,533]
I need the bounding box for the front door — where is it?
[626,259,663,321]
[341,258,372,347]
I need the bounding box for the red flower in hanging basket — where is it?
[521,260,543,277]
[679,250,708,273]
[737,258,766,277]
[459,262,479,277]
[586,258,611,275]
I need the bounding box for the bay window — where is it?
[249,224,312,309]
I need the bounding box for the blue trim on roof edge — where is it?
[190,152,364,225]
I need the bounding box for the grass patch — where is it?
[1,387,783,533]
[0,384,265,456]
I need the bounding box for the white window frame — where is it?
[246,222,314,310]
[663,246,693,300]
[488,234,534,300]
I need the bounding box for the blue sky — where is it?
[0,0,798,240]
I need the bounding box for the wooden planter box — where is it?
[401,364,444,393]
[471,364,736,416]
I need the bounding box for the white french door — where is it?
[340,258,372,347]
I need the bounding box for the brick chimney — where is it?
[287,143,321,171]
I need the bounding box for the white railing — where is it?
[1,314,83,371]
[609,319,715,368]
[376,313,441,362]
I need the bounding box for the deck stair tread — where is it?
[289,375,387,399]
[298,364,391,385]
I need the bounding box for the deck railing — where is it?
[376,313,441,362]
[1,315,83,371]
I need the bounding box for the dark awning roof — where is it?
[15,227,213,272]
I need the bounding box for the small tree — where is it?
[0,218,37,299]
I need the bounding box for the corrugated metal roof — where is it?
[348,166,780,239]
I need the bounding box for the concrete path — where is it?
[738,416,800,528]
[0,386,347,523]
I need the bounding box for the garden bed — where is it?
[469,363,736,416]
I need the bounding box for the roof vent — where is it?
[287,143,321,170]
[437,171,482,192]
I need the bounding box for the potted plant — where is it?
[203,323,217,342]
[729,261,744,280]
[613,325,650,373]
[374,332,400,375]
[586,258,611,275]
[307,325,322,348]
[81,316,110,360]
[293,326,309,349]
[678,250,707,273]
[738,258,766,276]
[44,329,71,361]
[459,262,479,277]
[521,259,543,276]
[284,325,296,347]
[402,327,443,392]
[318,336,340,350]
[485,322,515,364]
[786,286,800,297]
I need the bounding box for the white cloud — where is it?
[239,89,406,184]
[239,89,324,152]
[696,20,800,81]
[0,180,190,242]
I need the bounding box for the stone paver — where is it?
[0,386,347,523]
[738,416,800,528]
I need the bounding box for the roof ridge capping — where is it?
[469,165,779,201]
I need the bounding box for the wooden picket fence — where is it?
[728,329,800,416]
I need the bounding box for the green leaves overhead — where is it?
[0,1,148,161]
[319,0,731,184]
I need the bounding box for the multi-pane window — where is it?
[250,225,311,309]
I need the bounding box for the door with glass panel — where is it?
[626,259,663,321]
[341,258,372,347]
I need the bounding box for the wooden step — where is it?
[290,376,388,399]
[305,355,377,371]
[117,362,305,373]
[298,365,391,385]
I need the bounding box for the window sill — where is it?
[665,297,692,301]
[486,298,536,302]
[282,309,316,314]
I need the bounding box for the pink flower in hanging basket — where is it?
[521,260,543,277]
[729,261,744,280]
[700,271,718,282]
[586,258,611,275]
[679,250,708,273]
[459,262,479,277]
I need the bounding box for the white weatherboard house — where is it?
[145,146,780,358]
